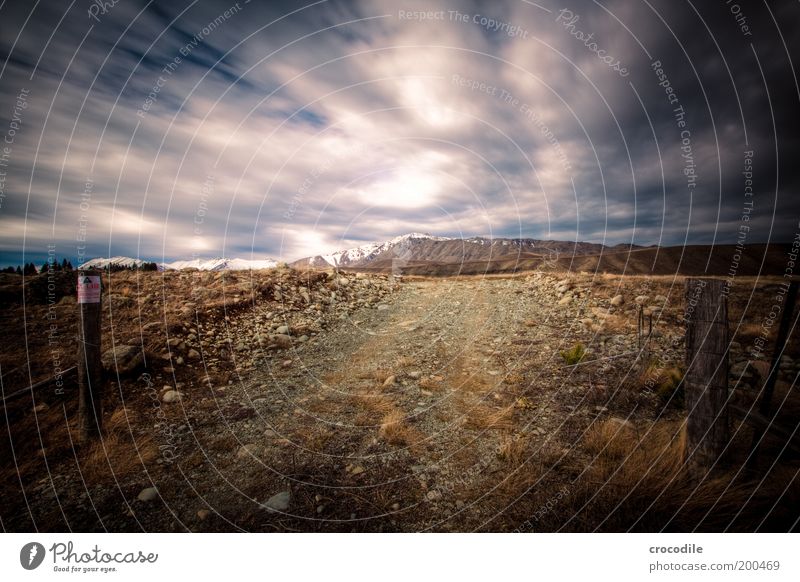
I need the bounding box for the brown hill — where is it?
[346,244,792,277]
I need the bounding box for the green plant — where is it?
[656,367,685,407]
[560,342,588,365]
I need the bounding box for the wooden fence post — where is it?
[76,270,103,441]
[684,278,729,471]
[758,281,798,416]
[746,280,799,468]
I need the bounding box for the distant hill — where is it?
[78,256,279,272]
[291,233,626,270]
[342,243,791,277]
[78,235,792,277]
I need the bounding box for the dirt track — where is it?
[127,275,680,532]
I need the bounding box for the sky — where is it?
[0,0,798,266]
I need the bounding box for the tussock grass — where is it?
[465,405,516,431]
[560,342,588,365]
[498,433,532,467]
[79,407,158,484]
[557,419,798,531]
[379,410,421,446]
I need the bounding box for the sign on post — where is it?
[77,275,101,304]
[77,271,103,441]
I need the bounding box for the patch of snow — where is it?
[318,232,453,266]
[162,257,279,271]
[80,256,279,271]
[78,256,146,270]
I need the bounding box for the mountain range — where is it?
[77,233,788,277]
[78,256,279,272]
[78,233,629,272]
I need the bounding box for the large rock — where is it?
[137,487,158,502]
[102,345,144,376]
[271,334,292,349]
[162,390,183,403]
[263,490,291,512]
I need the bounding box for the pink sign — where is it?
[77,275,101,304]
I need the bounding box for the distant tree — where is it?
[141,261,158,271]
[15,266,22,275]
[66,260,73,270]
[23,262,36,276]
[1,266,15,273]
[41,260,50,273]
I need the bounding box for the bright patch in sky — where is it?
[357,169,441,209]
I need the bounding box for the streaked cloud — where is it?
[0,0,797,265]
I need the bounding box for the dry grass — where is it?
[354,391,395,417]
[419,376,446,391]
[394,356,414,368]
[379,410,421,446]
[464,405,516,431]
[545,418,800,531]
[497,433,532,467]
[627,358,684,407]
[78,408,158,483]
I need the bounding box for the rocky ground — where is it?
[1,268,799,531]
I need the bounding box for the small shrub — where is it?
[560,342,588,365]
[656,367,685,408]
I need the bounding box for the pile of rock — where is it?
[100,268,399,380]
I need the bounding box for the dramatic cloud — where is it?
[0,0,798,265]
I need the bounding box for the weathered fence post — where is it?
[758,281,798,417]
[76,269,103,441]
[684,278,729,471]
[746,280,799,468]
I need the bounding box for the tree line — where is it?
[2,259,74,275]
[1,260,159,275]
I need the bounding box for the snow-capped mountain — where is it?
[78,256,148,270]
[291,233,632,272]
[78,256,279,271]
[161,257,279,271]
[304,233,452,268]
[78,234,636,274]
